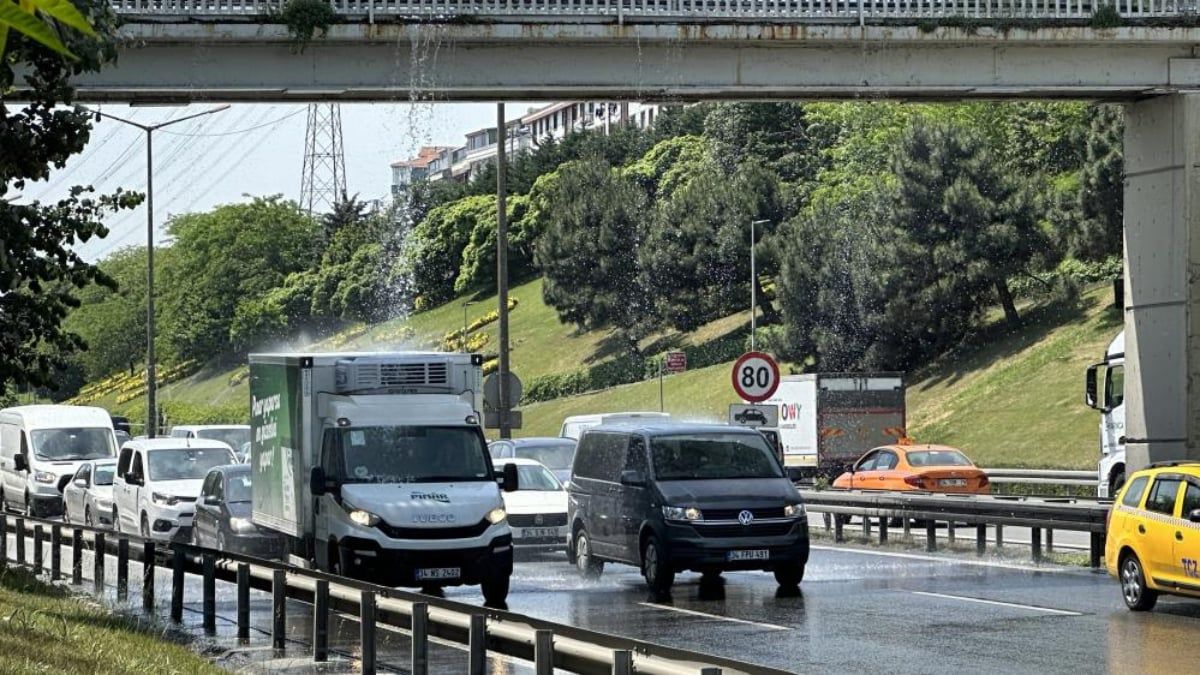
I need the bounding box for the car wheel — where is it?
[574,529,603,579]
[1120,552,1158,611]
[774,561,806,588]
[641,535,674,594]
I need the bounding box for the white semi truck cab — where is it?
[249,352,516,605]
[1085,331,1126,499]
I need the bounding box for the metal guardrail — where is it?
[799,488,1110,567]
[983,468,1099,488]
[0,513,787,675]
[106,0,1194,21]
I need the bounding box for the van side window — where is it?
[574,433,626,482]
[130,453,145,481]
[320,429,343,479]
[626,437,648,477]
[117,447,133,477]
[201,473,217,497]
[1121,475,1149,508]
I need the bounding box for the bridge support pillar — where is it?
[1123,93,1200,471]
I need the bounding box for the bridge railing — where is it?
[108,0,1196,20]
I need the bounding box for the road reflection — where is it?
[1106,602,1200,672]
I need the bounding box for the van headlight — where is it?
[230,517,257,533]
[152,492,181,507]
[784,503,805,518]
[33,471,57,485]
[342,502,381,527]
[662,506,703,521]
[486,508,507,525]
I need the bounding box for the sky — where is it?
[18,102,540,261]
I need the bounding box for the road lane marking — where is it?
[811,545,1080,573]
[638,602,791,630]
[909,591,1083,616]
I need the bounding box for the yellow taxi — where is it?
[1106,462,1200,611]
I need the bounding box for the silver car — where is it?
[62,459,117,529]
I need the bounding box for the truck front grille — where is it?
[376,519,491,540]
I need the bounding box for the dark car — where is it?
[566,423,809,594]
[489,437,578,484]
[193,465,284,558]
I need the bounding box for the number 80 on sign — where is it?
[731,351,781,403]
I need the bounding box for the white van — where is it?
[114,438,236,541]
[559,412,670,440]
[0,405,118,517]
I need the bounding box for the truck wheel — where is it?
[1110,470,1126,499]
[574,529,603,579]
[641,535,674,594]
[1120,552,1158,611]
[481,571,511,607]
[774,561,806,588]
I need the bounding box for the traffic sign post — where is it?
[659,351,688,412]
[728,404,779,428]
[731,351,780,403]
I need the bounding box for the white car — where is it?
[113,439,236,541]
[169,425,251,460]
[62,459,118,529]
[494,458,568,551]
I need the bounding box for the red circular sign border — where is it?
[731,351,781,403]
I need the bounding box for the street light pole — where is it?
[496,103,512,439]
[750,219,769,353]
[85,105,229,437]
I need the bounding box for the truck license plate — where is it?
[727,549,769,561]
[415,567,460,580]
[939,478,967,487]
[519,527,560,539]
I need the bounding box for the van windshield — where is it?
[148,448,233,481]
[339,426,491,484]
[196,428,250,453]
[30,428,115,461]
[651,433,784,481]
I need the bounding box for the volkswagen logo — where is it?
[534,514,544,526]
[738,510,754,526]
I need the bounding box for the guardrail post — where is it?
[1031,527,1043,563]
[700,669,722,675]
[312,579,328,660]
[93,532,105,594]
[142,541,155,613]
[902,517,911,539]
[33,524,43,572]
[925,520,937,552]
[878,517,888,544]
[0,516,7,567]
[947,521,956,546]
[361,590,377,675]
[834,515,844,543]
[50,525,61,580]
[995,524,1004,549]
[117,538,129,600]
[535,629,554,675]
[1046,529,1054,553]
[1089,533,1104,569]
[171,548,185,623]
[976,524,986,556]
[469,613,486,675]
[863,516,872,540]
[272,569,287,649]
[202,553,216,633]
[72,528,82,584]
[15,517,25,565]
[822,513,831,533]
[613,649,634,675]
[412,602,429,675]
[237,563,251,641]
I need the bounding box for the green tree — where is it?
[1,0,141,393]
[62,247,155,379]
[406,194,494,306]
[534,160,657,353]
[1072,105,1124,261]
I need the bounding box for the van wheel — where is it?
[1120,552,1158,611]
[481,570,511,607]
[774,561,806,588]
[574,530,603,579]
[641,535,674,594]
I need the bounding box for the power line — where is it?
[158,107,305,138]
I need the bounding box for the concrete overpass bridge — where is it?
[38,0,1200,468]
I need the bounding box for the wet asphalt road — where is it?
[9,532,1200,674]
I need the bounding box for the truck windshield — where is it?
[340,426,491,483]
[30,428,115,461]
[148,448,234,481]
[651,433,784,481]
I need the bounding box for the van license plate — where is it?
[939,479,967,487]
[415,567,460,580]
[727,549,769,561]
[519,527,559,539]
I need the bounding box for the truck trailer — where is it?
[759,373,906,480]
[249,352,516,604]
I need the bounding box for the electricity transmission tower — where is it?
[299,103,347,215]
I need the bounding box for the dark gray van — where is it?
[566,422,809,593]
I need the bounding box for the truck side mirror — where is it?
[13,454,27,473]
[310,467,328,496]
[502,463,519,493]
[1085,365,1099,409]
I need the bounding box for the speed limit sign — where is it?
[731,351,780,403]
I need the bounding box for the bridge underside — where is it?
[53,24,1200,103]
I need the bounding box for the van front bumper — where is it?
[337,535,513,587]
[662,520,810,573]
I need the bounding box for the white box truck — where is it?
[759,373,906,480]
[249,352,517,604]
[1085,331,1126,498]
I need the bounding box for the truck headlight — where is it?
[486,508,507,525]
[33,471,56,485]
[230,517,257,533]
[342,502,380,527]
[662,506,702,521]
[152,492,181,507]
[784,503,805,518]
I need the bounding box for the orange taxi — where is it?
[832,444,990,494]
